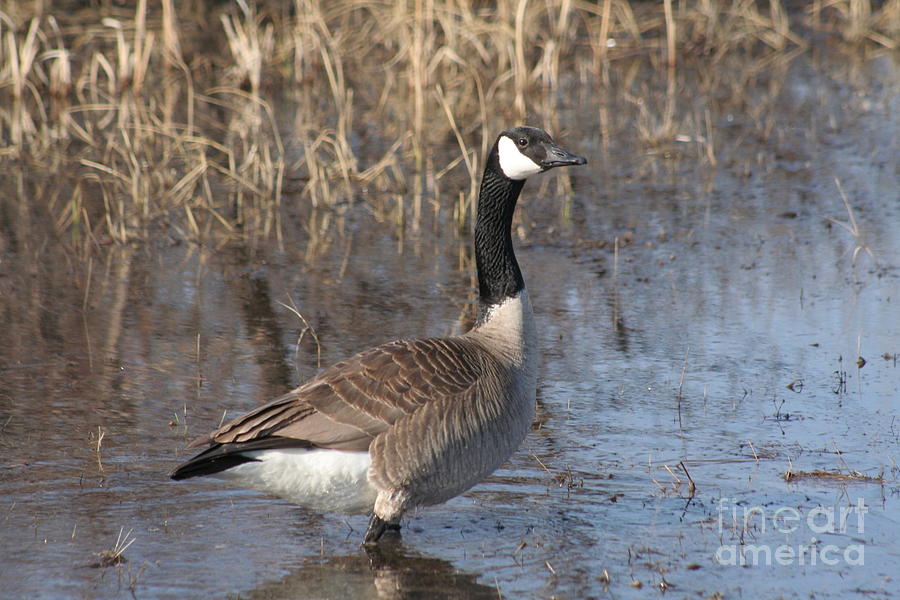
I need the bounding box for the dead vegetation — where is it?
[783,468,884,483]
[91,526,136,568]
[1,0,897,246]
[650,459,698,497]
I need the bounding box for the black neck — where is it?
[474,161,526,308]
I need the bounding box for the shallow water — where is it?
[2,49,899,599]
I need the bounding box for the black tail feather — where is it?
[169,437,313,480]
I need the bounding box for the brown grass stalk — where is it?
[0,0,886,246]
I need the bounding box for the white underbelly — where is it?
[212,448,378,514]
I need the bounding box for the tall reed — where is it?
[0,0,891,245]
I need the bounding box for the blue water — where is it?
[1,49,898,599]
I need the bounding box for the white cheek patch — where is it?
[497,136,543,180]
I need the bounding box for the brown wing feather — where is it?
[187,337,489,454]
[368,351,517,505]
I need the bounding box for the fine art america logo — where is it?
[715,497,867,566]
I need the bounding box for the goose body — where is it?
[170,127,586,543]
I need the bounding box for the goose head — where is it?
[494,126,587,181]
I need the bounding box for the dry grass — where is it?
[826,177,879,267]
[1,0,896,246]
[783,468,884,483]
[91,526,136,568]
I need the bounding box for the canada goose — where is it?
[170,126,587,544]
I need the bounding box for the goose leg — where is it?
[364,514,387,544]
[363,514,401,545]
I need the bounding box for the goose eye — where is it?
[517,138,528,147]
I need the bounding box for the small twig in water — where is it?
[95,427,106,473]
[676,347,689,428]
[855,334,865,398]
[663,464,682,485]
[196,332,203,395]
[825,178,878,266]
[679,461,696,497]
[279,295,322,372]
[532,454,553,475]
[832,356,848,395]
[747,440,760,464]
[93,526,136,568]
